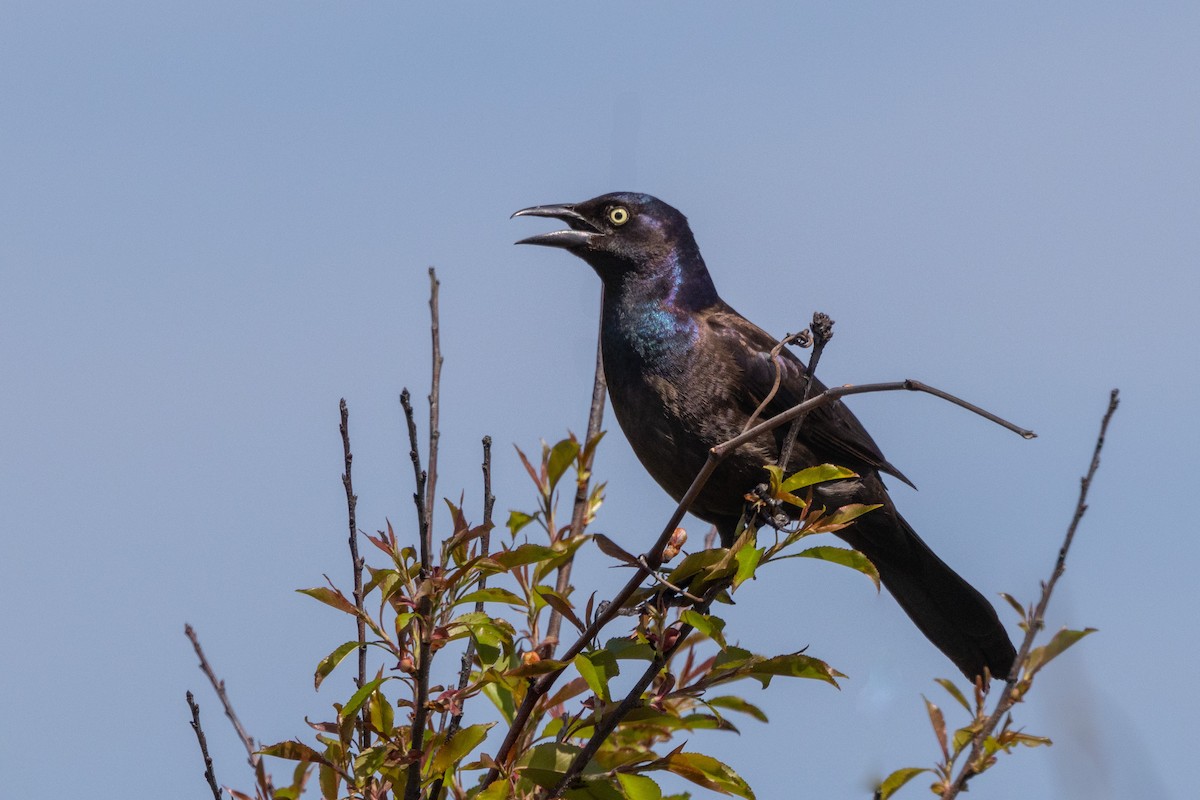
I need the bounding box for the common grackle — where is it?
[513,192,1016,682]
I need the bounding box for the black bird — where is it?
[513,192,1015,682]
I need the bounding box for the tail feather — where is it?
[836,507,1016,682]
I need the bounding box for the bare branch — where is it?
[400,388,429,563]
[184,624,273,798]
[339,399,369,751]
[404,271,444,800]
[187,691,224,800]
[546,325,607,652]
[424,266,443,553]
[184,624,258,764]
[940,388,1118,798]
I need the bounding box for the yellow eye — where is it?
[607,206,630,226]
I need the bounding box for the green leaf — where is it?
[314,641,361,690]
[714,652,842,689]
[781,463,857,493]
[706,695,768,723]
[574,650,620,702]
[341,677,386,721]
[482,679,516,723]
[368,690,393,735]
[924,696,949,762]
[934,678,971,713]
[1026,627,1097,675]
[732,544,762,589]
[759,653,842,686]
[1009,732,1053,748]
[569,778,626,800]
[658,752,754,800]
[489,543,558,570]
[823,502,881,527]
[794,546,880,589]
[297,586,358,616]
[604,637,657,662]
[259,740,330,766]
[507,510,538,536]
[536,586,585,633]
[476,779,511,800]
[875,767,929,800]
[522,742,586,789]
[456,587,527,607]
[666,548,733,586]
[353,745,388,775]
[616,773,663,800]
[998,592,1026,621]
[547,437,581,491]
[318,763,340,799]
[430,722,494,774]
[593,534,639,566]
[680,610,727,649]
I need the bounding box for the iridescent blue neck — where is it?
[602,247,717,367]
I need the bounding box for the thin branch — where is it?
[187,690,224,800]
[429,436,497,800]
[636,555,705,603]
[400,389,430,562]
[941,388,1118,798]
[740,329,810,435]
[185,624,258,765]
[452,436,496,706]
[778,312,832,469]
[403,271,444,800]
[424,267,443,557]
[547,327,607,652]
[483,377,1035,783]
[339,399,369,752]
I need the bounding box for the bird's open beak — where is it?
[511,204,601,249]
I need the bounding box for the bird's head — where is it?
[512,192,703,284]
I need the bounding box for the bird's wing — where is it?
[706,304,914,486]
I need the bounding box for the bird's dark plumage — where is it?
[514,192,1015,681]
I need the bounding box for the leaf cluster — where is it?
[251,434,880,800]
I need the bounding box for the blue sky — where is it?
[2,3,1196,799]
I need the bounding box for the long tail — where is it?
[835,503,1016,682]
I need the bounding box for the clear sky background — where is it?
[2,3,1196,799]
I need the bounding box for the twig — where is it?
[483,377,1034,784]
[778,312,832,469]
[187,691,224,800]
[740,329,810,435]
[940,388,1118,798]
[424,267,443,557]
[546,327,607,652]
[403,272,444,800]
[339,399,369,751]
[636,555,706,603]
[429,436,496,800]
[400,389,429,555]
[185,624,273,798]
[185,624,259,766]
